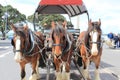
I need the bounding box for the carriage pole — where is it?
[46,52,52,80]
[73,60,85,80]
[72,53,85,80]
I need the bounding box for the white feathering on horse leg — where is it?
[36,60,40,79]
[94,69,101,80]
[29,73,37,80]
[83,69,90,80]
[62,62,66,72]
[82,60,91,80]
[55,72,62,80]
[62,72,70,80]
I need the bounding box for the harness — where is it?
[75,30,103,58]
[13,30,44,56]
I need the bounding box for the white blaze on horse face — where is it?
[14,36,22,62]
[90,31,98,56]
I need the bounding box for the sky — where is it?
[0,0,120,34]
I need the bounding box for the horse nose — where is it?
[91,44,98,56]
[14,52,22,62]
[54,50,62,56]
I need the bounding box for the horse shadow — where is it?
[39,61,117,80]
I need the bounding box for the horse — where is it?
[76,19,102,80]
[49,21,73,80]
[10,23,45,80]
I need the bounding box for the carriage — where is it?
[33,0,89,38]
[11,0,103,80]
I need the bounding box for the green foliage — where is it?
[0,4,26,38]
[27,15,34,22]
[0,5,26,24]
[28,14,66,29]
[0,4,3,25]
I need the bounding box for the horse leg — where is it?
[20,63,26,80]
[55,62,70,80]
[94,58,101,80]
[94,69,100,80]
[29,59,40,80]
[61,62,70,80]
[55,72,62,80]
[55,62,62,80]
[62,72,70,80]
[36,60,40,79]
[82,57,91,80]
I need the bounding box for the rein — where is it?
[89,40,103,49]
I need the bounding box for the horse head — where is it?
[85,19,102,56]
[10,24,34,62]
[51,21,72,58]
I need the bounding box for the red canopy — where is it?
[40,0,83,5]
[35,0,88,17]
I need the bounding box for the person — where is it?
[107,32,114,40]
[113,34,119,48]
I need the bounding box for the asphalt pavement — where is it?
[101,44,120,79]
[0,39,120,80]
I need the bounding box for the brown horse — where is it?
[10,24,45,80]
[76,19,102,80]
[50,22,73,80]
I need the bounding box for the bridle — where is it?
[51,31,72,58]
[88,28,102,50]
[52,36,66,55]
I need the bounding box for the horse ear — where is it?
[88,19,92,27]
[98,19,101,26]
[10,23,16,32]
[51,21,56,29]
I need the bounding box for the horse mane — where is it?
[51,22,66,40]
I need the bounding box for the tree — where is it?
[3,5,26,23]
[28,14,66,29]
[0,4,3,28]
[0,5,26,39]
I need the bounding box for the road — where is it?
[0,39,119,80]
